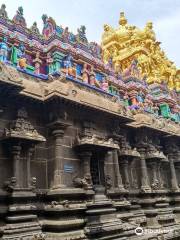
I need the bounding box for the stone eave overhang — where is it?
[127,113,180,137]
[0,62,24,91]
[1,63,180,137]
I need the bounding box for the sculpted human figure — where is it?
[30,22,40,35]
[82,63,90,83]
[46,52,54,74]
[13,6,27,27]
[0,4,8,18]
[0,36,9,62]
[33,52,42,75]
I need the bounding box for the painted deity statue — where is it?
[63,27,70,42]
[11,42,27,68]
[63,54,73,75]
[0,37,9,62]
[89,66,96,86]
[82,63,90,83]
[13,7,27,27]
[30,22,40,35]
[33,52,42,75]
[101,76,109,92]
[0,4,8,18]
[42,14,56,40]
[46,52,54,74]
[77,25,88,44]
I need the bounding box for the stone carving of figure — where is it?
[13,6,27,27]
[46,52,54,74]
[33,52,42,75]
[30,22,40,35]
[0,4,8,18]
[0,36,9,62]
[77,25,88,44]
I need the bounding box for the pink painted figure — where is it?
[82,63,90,83]
[33,52,42,75]
[101,77,109,92]
[89,67,96,86]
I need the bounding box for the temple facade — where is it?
[0,4,180,240]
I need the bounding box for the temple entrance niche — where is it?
[90,151,105,187]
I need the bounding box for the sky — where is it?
[1,0,180,67]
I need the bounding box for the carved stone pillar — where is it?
[104,151,113,189]
[52,128,66,189]
[169,154,179,192]
[79,151,92,189]
[121,159,130,189]
[27,146,34,188]
[12,145,21,188]
[113,150,124,190]
[139,148,151,192]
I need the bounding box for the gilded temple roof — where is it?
[101,12,180,92]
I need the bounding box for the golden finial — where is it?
[119,12,127,26]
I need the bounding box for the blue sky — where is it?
[1,0,180,67]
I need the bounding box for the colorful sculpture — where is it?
[46,52,54,74]
[33,52,42,75]
[10,42,26,68]
[77,25,88,44]
[42,14,56,39]
[101,76,109,92]
[0,37,9,62]
[89,67,96,86]
[13,6,26,27]
[101,12,179,91]
[30,22,40,35]
[82,63,90,83]
[0,3,178,122]
[63,54,75,76]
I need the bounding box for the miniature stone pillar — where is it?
[121,159,130,189]
[27,146,34,188]
[113,150,125,190]
[79,151,92,189]
[151,162,158,186]
[52,128,66,189]
[139,148,151,192]
[104,151,113,189]
[169,154,179,192]
[12,145,21,188]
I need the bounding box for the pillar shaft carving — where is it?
[113,150,124,190]
[79,151,92,189]
[12,145,21,188]
[169,154,179,192]
[121,159,130,189]
[139,148,151,192]
[52,128,66,189]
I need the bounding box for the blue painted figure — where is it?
[63,54,73,75]
[0,37,9,62]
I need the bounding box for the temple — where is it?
[0,4,179,240]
